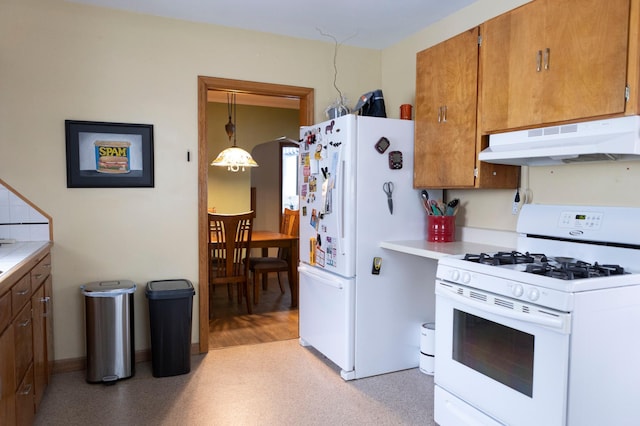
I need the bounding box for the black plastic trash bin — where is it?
[146,279,195,377]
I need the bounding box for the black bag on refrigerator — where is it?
[354,89,387,118]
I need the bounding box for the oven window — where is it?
[452,309,534,397]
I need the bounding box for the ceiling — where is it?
[66,0,478,49]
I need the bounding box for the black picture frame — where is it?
[65,120,154,188]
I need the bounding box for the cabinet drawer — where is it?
[0,291,11,333]
[13,302,33,385]
[15,363,34,426]
[30,254,51,292]
[11,275,31,315]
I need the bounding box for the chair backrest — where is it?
[276,208,299,261]
[209,211,254,284]
[281,208,299,237]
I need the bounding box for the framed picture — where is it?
[65,120,154,188]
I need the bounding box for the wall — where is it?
[380,0,640,230]
[0,0,381,361]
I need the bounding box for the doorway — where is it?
[197,76,314,352]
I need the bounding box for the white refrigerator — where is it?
[298,114,441,380]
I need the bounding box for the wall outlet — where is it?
[512,202,519,215]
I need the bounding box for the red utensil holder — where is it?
[427,215,455,242]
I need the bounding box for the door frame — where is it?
[197,76,314,352]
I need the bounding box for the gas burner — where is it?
[525,260,626,280]
[463,251,547,266]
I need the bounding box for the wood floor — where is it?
[208,274,299,349]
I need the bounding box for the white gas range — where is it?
[434,204,640,426]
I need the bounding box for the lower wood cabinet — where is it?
[0,247,53,425]
[0,327,16,425]
[15,365,34,426]
[32,275,53,411]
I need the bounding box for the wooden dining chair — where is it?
[248,208,299,304]
[209,211,254,315]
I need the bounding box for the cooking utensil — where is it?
[428,199,443,215]
[383,181,394,214]
[445,198,459,216]
[420,190,431,213]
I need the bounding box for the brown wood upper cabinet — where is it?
[414,28,519,189]
[480,0,631,133]
[415,28,479,188]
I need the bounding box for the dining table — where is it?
[249,230,299,308]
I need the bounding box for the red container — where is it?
[400,104,413,120]
[427,215,455,242]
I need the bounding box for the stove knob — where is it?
[461,272,471,284]
[512,284,524,298]
[528,288,540,301]
[450,270,460,281]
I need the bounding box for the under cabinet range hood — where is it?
[478,115,640,166]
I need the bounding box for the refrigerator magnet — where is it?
[375,137,390,153]
[315,246,325,267]
[388,150,403,169]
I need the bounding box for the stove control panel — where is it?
[436,263,573,312]
[559,210,603,230]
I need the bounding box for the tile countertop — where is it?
[0,241,51,280]
[380,227,518,260]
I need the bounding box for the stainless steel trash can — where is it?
[81,280,136,384]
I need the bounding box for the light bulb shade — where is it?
[210,146,259,172]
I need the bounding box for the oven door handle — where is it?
[437,286,569,332]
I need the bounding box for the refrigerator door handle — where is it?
[339,160,345,240]
[299,265,344,289]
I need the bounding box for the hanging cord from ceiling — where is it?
[316,28,358,116]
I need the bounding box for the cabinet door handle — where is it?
[34,273,43,279]
[544,48,550,70]
[41,296,51,316]
[442,105,447,122]
[18,318,31,327]
[437,106,442,123]
[536,50,542,72]
[16,289,29,296]
[18,383,32,395]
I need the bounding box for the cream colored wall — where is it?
[380,0,640,231]
[250,142,280,232]
[1,0,381,361]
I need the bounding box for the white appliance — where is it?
[478,115,640,166]
[298,114,442,380]
[434,204,640,426]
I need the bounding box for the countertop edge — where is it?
[380,227,517,260]
[0,241,52,293]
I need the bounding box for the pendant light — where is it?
[210,92,259,172]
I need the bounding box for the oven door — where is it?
[434,280,571,426]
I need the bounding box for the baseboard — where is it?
[52,344,200,374]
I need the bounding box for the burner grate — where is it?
[462,251,627,280]
[464,251,547,266]
[526,260,626,280]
